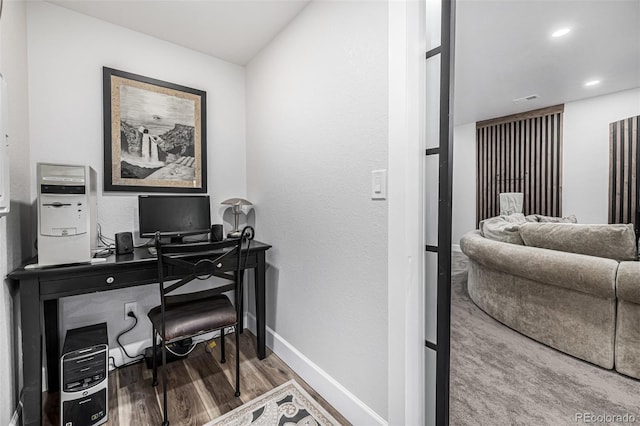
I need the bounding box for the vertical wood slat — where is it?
[609,115,640,232]
[476,106,564,225]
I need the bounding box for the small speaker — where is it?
[210,224,223,242]
[115,232,133,255]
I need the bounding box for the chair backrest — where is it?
[154,226,255,298]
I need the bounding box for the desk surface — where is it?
[9,240,271,280]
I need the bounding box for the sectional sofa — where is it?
[460,220,640,378]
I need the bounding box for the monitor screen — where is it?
[138,195,211,243]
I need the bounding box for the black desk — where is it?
[8,241,271,426]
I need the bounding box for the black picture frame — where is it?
[103,67,207,193]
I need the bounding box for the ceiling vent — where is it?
[512,94,539,104]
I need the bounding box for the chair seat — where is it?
[148,293,237,342]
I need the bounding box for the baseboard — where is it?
[452,243,462,252]
[245,313,387,426]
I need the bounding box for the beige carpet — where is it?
[205,380,340,426]
[450,251,640,426]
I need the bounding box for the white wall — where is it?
[452,122,476,244]
[0,0,31,421]
[563,88,640,224]
[452,88,640,239]
[26,2,247,360]
[246,0,389,422]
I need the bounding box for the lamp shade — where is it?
[221,198,253,206]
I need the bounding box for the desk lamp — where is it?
[221,198,253,238]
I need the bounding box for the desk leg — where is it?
[44,299,60,392]
[20,278,42,426]
[255,253,266,360]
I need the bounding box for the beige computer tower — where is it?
[37,163,97,266]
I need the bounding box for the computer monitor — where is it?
[138,195,211,243]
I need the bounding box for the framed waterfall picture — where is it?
[102,67,207,192]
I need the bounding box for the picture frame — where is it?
[103,67,207,192]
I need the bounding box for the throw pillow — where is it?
[519,222,637,261]
[479,213,526,245]
[524,214,578,223]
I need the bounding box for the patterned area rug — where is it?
[205,380,340,426]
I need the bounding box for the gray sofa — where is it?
[460,221,640,378]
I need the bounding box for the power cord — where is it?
[94,223,115,257]
[110,311,144,369]
[164,341,199,358]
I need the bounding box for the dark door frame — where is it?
[425,0,455,425]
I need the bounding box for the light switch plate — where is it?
[371,169,387,200]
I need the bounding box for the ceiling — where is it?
[454,0,640,125]
[48,0,310,65]
[49,0,640,125]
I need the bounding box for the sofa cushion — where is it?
[617,261,640,304]
[519,222,637,261]
[479,213,526,245]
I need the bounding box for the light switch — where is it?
[371,169,387,200]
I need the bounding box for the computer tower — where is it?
[60,323,108,426]
[37,163,97,267]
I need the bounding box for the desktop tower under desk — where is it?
[8,241,271,426]
[60,323,109,426]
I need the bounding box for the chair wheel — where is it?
[162,421,170,426]
[221,359,226,364]
[152,380,158,387]
[235,391,241,397]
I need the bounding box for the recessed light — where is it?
[584,80,601,87]
[512,94,539,104]
[552,28,571,38]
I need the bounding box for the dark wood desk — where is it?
[8,241,271,426]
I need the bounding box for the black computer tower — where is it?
[60,323,108,426]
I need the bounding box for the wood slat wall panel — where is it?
[609,115,640,233]
[476,107,564,225]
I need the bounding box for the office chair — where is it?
[147,226,255,426]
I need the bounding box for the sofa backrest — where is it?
[519,222,637,261]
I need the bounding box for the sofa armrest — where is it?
[617,261,640,304]
[460,230,618,298]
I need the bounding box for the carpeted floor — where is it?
[449,251,640,426]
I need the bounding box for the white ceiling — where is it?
[454,0,640,125]
[49,0,640,125]
[49,0,310,65]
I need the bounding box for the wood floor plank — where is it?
[184,346,244,419]
[107,370,120,425]
[157,360,210,425]
[207,332,275,404]
[115,363,163,426]
[43,330,350,425]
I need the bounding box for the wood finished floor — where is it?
[43,330,350,425]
